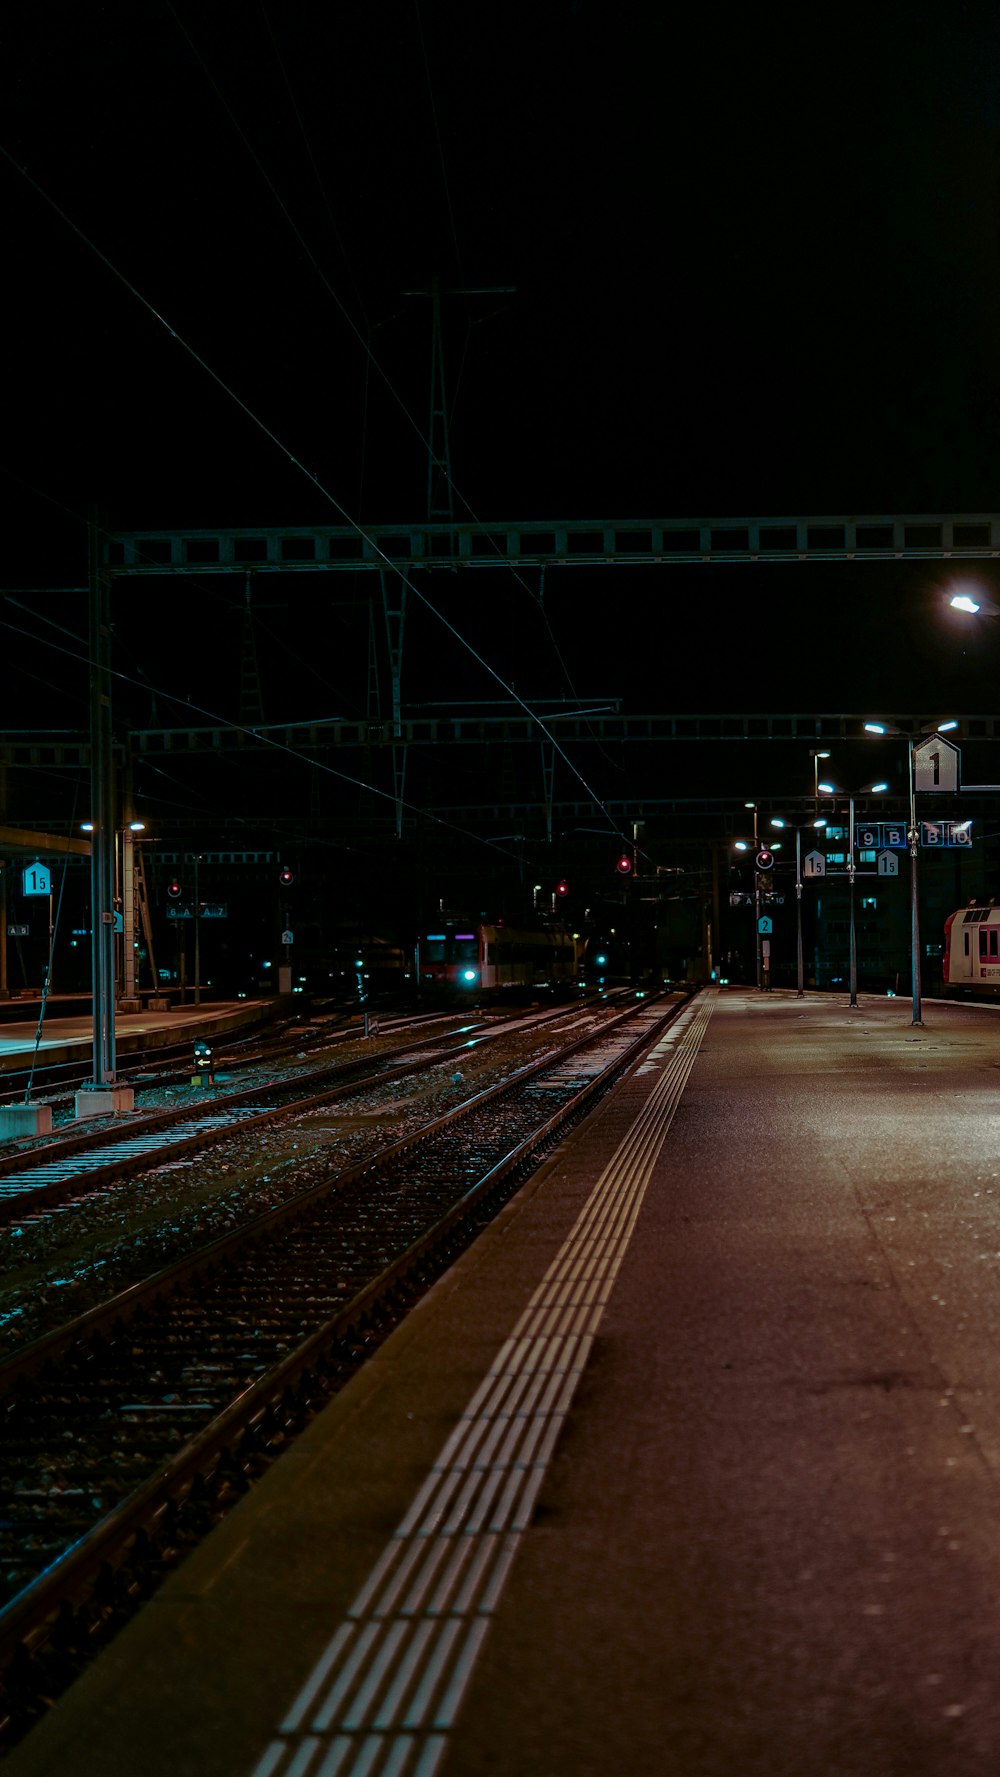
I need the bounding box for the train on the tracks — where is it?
[943,902,1000,995]
[417,918,580,996]
[578,932,636,987]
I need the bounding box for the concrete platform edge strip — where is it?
[249,990,716,1777]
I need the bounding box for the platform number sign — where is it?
[22,861,51,897]
[914,734,960,794]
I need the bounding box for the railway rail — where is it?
[0,1002,585,1222]
[0,1002,459,1117]
[0,994,638,1364]
[0,988,688,1749]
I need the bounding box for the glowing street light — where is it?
[823,774,891,1008]
[770,812,829,996]
[863,720,957,1026]
[811,748,832,803]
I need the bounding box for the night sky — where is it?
[4,2,1000,734]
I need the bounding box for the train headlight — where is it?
[462,968,478,983]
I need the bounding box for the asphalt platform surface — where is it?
[9,987,1000,1777]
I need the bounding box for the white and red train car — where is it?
[418,920,579,995]
[944,903,1000,994]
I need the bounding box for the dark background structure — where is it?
[3,3,1000,992]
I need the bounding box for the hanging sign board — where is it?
[914,734,960,794]
[22,862,51,896]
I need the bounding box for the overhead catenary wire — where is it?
[256,0,371,330]
[0,142,627,845]
[147,5,581,688]
[0,609,555,863]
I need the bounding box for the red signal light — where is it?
[556,878,570,897]
[166,879,182,899]
[279,866,294,886]
[615,853,633,876]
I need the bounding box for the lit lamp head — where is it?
[949,586,1000,618]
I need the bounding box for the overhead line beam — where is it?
[104,514,1000,575]
[6,712,1000,765]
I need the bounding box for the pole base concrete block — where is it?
[75,1085,136,1118]
[0,1104,53,1139]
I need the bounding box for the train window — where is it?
[453,938,477,961]
[424,936,447,962]
[965,932,971,956]
[979,929,1000,959]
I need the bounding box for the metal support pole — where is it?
[542,741,555,845]
[89,515,117,1083]
[380,571,408,841]
[848,795,858,1008]
[907,737,923,1026]
[795,826,804,997]
[136,847,157,990]
[427,276,454,524]
[193,853,201,1005]
[0,864,8,998]
[752,806,763,990]
[121,823,137,1002]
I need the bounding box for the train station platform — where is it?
[10,986,1000,1776]
[0,997,281,1076]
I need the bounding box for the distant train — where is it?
[417,919,579,995]
[943,903,1000,994]
[579,933,633,987]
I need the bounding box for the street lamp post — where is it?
[746,802,763,990]
[811,748,831,807]
[770,815,827,998]
[863,719,958,1027]
[848,794,859,1008]
[796,826,804,996]
[821,774,889,1007]
[906,739,921,1025]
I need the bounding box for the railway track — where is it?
[0,989,686,1748]
[0,1004,465,1129]
[0,1003,580,1223]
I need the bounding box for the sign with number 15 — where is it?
[22,862,51,897]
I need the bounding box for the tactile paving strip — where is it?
[250,990,716,1777]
